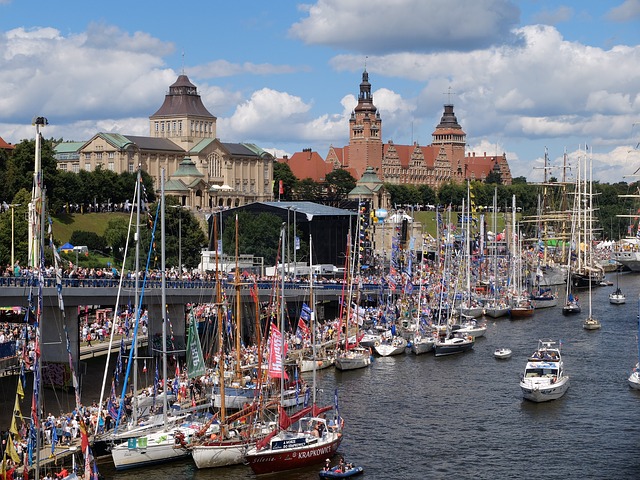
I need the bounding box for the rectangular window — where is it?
[85,163,91,171]
[96,152,102,160]
[72,164,79,173]
[108,161,115,171]
[108,152,114,159]
[128,163,134,173]
[84,152,91,160]
[60,164,67,172]
[155,122,159,132]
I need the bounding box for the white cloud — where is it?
[0,26,174,123]
[607,0,640,22]
[290,0,521,53]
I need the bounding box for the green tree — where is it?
[221,211,286,265]
[295,178,322,201]
[103,216,130,261]
[163,196,207,269]
[0,189,31,267]
[437,182,466,207]
[273,162,297,200]
[325,169,356,200]
[4,137,58,201]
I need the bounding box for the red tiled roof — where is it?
[280,150,334,182]
[0,136,15,150]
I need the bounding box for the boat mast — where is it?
[133,166,142,426]
[160,169,169,428]
[279,224,286,405]
[234,214,242,382]
[214,214,226,423]
[310,235,317,405]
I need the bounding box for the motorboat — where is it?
[433,329,474,357]
[509,297,535,318]
[519,340,569,402]
[494,348,512,359]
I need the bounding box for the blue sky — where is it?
[1,0,639,183]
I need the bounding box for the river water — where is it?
[5,273,640,479]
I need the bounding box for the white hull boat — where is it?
[519,340,569,402]
[494,348,512,359]
[334,347,371,371]
[629,365,640,390]
[111,421,204,470]
[191,441,247,469]
[410,335,435,355]
[583,316,601,330]
[609,288,626,305]
[374,336,407,356]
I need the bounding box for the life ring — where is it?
[174,431,187,448]
[374,341,380,347]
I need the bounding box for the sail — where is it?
[186,314,205,379]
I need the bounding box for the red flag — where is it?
[297,318,309,336]
[79,417,89,452]
[278,180,284,195]
[250,283,258,303]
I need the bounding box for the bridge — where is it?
[0,277,384,367]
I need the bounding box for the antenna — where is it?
[364,55,368,70]
[181,50,185,75]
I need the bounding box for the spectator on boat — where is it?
[323,459,331,471]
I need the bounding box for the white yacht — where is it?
[519,340,569,402]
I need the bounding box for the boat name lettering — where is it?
[271,438,307,450]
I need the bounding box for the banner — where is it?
[267,323,288,379]
[186,318,205,379]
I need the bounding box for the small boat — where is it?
[320,465,364,478]
[494,348,512,359]
[519,339,569,402]
[374,335,407,357]
[583,316,601,330]
[609,288,626,305]
[629,363,640,390]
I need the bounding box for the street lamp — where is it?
[9,203,21,270]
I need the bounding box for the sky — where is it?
[1,0,640,184]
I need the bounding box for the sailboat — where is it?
[484,188,510,319]
[335,230,372,371]
[190,214,271,469]
[608,270,626,304]
[111,170,208,470]
[582,151,602,330]
[244,228,343,475]
[508,196,535,318]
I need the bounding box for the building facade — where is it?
[299,70,512,188]
[54,74,275,209]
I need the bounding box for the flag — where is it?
[79,417,89,452]
[267,323,288,379]
[51,424,58,455]
[294,368,299,406]
[5,434,20,463]
[334,388,341,424]
[303,387,310,407]
[279,180,284,195]
[186,317,205,379]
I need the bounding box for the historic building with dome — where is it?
[54,74,275,210]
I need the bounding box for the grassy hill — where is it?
[51,212,129,243]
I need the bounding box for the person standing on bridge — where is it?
[86,332,92,347]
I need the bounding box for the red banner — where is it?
[268,323,288,379]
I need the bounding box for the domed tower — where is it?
[348,69,383,179]
[432,104,466,181]
[149,74,217,150]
